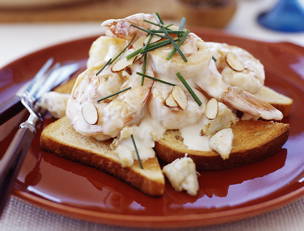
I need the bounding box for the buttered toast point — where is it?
[40,117,165,196]
[156,120,289,170]
[255,86,293,117]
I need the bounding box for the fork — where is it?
[0,58,79,216]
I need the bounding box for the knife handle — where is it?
[0,96,23,126]
[0,123,35,217]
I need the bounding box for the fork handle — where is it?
[0,124,35,217]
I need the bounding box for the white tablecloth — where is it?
[0,0,303,230]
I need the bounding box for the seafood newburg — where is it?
[40,13,291,196]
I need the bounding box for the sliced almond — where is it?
[165,94,178,108]
[209,128,233,160]
[133,53,144,64]
[121,70,131,78]
[172,86,188,110]
[226,53,244,72]
[111,57,134,72]
[81,102,98,125]
[205,98,218,119]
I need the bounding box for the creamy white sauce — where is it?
[61,13,273,167]
[180,117,211,151]
[114,117,165,167]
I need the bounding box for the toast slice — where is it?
[47,78,290,180]
[40,117,165,196]
[155,120,289,170]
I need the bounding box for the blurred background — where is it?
[0,0,303,66]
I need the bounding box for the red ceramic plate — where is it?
[0,29,304,228]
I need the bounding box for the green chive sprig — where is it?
[111,36,136,64]
[143,19,164,28]
[137,72,175,86]
[176,72,202,106]
[96,58,112,76]
[141,54,147,86]
[149,29,184,35]
[159,25,187,62]
[155,12,164,24]
[127,39,176,60]
[96,36,135,76]
[131,134,143,169]
[178,17,186,30]
[131,24,166,39]
[141,34,154,85]
[128,13,189,62]
[167,30,189,60]
[144,14,188,62]
[97,87,131,102]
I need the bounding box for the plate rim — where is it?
[1,31,303,228]
[14,186,304,228]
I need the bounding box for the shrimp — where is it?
[148,30,282,120]
[66,64,153,140]
[195,58,283,120]
[206,42,265,94]
[100,13,158,40]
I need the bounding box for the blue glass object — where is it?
[257,0,304,32]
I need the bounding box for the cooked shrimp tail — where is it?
[223,87,283,120]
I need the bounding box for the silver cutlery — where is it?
[0,58,79,216]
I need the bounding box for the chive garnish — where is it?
[131,24,150,34]
[155,12,164,24]
[96,36,136,76]
[159,28,181,57]
[131,24,166,39]
[131,134,143,169]
[136,72,176,86]
[127,39,175,60]
[176,72,202,106]
[111,36,136,64]
[126,48,143,60]
[143,19,174,31]
[149,29,184,35]
[143,34,154,52]
[165,23,174,28]
[97,87,131,102]
[141,34,154,85]
[162,27,187,62]
[141,34,152,85]
[167,17,188,61]
[178,17,186,30]
[96,58,112,76]
[167,30,189,60]
[147,14,188,62]
[144,19,164,28]
[142,54,147,85]
[143,39,176,52]
[212,56,217,62]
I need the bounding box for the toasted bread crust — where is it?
[41,117,164,196]
[155,120,289,170]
